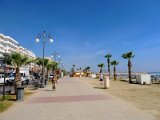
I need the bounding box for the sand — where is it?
[82,77,160,120]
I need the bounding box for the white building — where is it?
[0,33,36,58]
[18,45,36,58]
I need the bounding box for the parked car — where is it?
[6,73,29,85]
[0,74,4,84]
[0,74,9,84]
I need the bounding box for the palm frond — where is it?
[97,63,104,67]
[111,60,119,65]
[122,51,135,59]
[105,54,112,59]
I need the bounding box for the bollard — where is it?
[106,76,110,89]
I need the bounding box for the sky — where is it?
[0,0,160,72]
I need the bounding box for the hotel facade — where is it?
[0,33,36,58]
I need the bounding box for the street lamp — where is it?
[51,51,59,62]
[58,55,60,68]
[58,55,62,78]
[35,30,53,87]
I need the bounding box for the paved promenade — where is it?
[0,76,156,120]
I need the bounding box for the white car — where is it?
[6,73,29,85]
[0,74,8,84]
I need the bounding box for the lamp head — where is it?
[35,38,40,43]
[50,38,53,43]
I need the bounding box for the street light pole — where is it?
[2,53,8,101]
[36,30,53,87]
[51,51,59,62]
[42,31,46,86]
[3,62,6,100]
[58,55,63,78]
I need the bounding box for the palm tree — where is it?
[83,66,91,77]
[97,63,104,73]
[46,61,53,81]
[7,52,29,91]
[83,67,89,72]
[86,66,90,72]
[51,61,58,71]
[105,54,112,78]
[51,61,58,80]
[111,60,119,80]
[35,57,49,74]
[35,57,43,66]
[122,51,135,83]
[35,58,50,84]
[98,63,106,88]
[72,64,75,72]
[45,61,58,81]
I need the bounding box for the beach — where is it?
[82,77,160,120]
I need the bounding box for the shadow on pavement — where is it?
[43,89,54,91]
[93,86,107,89]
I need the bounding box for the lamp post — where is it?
[58,55,60,68]
[57,55,61,78]
[35,31,53,87]
[54,51,59,62]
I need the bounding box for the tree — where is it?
[98,63,106,88]
[122,51,135,83]
[46,61,53,81]
[35,57,43,66]
[72,64,75,72]
[83,66,90,72]
[35,57,50,85]
[51,61,58,79]
[7,52,29,91]
[111,60,119,80]
[105,54,112,78]
[84,66,90,72]
[35,57,49,74]
[83,66,91,77]
[97,63,104,73]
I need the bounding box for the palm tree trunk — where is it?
[100,67,102,73]
[47,69,49,81]
[53,69,57,81]
[107,59,110,78]
[114,65,116,80]
[128,59,132,83]
[15,67,21,93]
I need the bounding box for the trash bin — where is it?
[16,86,24,101]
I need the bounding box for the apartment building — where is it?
[0,33,35,58]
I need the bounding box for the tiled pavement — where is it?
[0,76,156,120]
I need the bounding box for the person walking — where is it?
[51,75,57,91]
[100,72,103,85]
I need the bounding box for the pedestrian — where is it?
[51,75,57,91]
[100,72,103,85]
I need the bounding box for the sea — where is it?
[148,72,160,78]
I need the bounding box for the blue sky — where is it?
[0,0,160,72]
